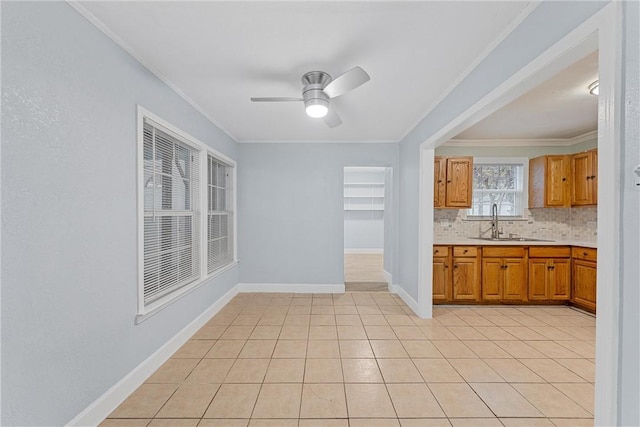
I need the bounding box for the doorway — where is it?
[343,166,388,291]
[416,4,621,424]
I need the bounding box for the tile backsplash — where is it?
[434,206,597,243]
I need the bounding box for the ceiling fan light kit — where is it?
[250,66,370,127]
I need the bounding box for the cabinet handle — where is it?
[583,252,588,256]
[550,266,555,270]
[463,249,468,253]
[590,175,596,179]
[444,265,448,269]
[435,250,439,254]
[586,176,591,180]
[437,180,443,183]
[447,180,452,183]
[562,177,567,181]
[453,264,458,269]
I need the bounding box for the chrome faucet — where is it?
[491,203,502,239]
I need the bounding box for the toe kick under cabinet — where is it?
[433,244,592,307]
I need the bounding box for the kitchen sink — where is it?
[470,237,554,242]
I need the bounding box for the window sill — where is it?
[136,260,239,324]
[462,216,529,222]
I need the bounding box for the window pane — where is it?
[142,120,200,306]
[468,162,524,217]
[207,155,234,274]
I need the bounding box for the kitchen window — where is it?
[137,107,236,320]
[467,157,528,218]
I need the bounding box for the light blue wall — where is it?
[397,1,607,300]
[1,3,238,425]
[619,1,639,424]
[238,143,398,285]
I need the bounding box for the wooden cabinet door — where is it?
[591,150,598,204]
[503,258,527,301]
[445,157,473,208]
[573,259,597,311]
[481,258,503,301]
[433,257,450,301]
[549,258,571,300]
[572,151,595,205]
[452,257,480,301]
[546,156,571,207]
[528,259,549,300]
[434,157,447,208]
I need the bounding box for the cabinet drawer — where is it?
[453,246,478,257]
[433,246,449,257]
[529,246,571,258]
[482,246,525,258]
[572,247,597,262]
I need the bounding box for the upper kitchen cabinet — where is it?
[571,149,598,206]
[529,155,571,208]
[434,157,447,208]
[434,156,473,208]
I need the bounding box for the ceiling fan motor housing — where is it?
[302,71,331,113]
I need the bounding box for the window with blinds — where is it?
[143,120,200,306]
[467,160,526,218]
[207,155,234,273]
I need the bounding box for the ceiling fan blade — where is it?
[324,109,342,128]
[323,66,370,99]
[250,97,303,102]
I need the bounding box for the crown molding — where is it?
[444,130,597,147]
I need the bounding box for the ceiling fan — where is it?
[250,66,370,128]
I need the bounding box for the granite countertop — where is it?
[434,239,597,249]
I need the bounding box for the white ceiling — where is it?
[455,51,599,141]
[75,1,531,143]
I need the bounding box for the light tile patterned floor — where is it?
[344,254,387,291]
[101,293,595,427]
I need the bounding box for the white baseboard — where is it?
[382,269,392,285]
[395,285,421,317]
[238,283,345,293]
[66,285,240,427]
[343,248,383,254]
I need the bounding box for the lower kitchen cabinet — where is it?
[528,246,571,301]
[432,246,480,303]
[481,247,527,302]
[452,246,481,301]
[432,246,451,302]
[572,247,597,312]
[432,244,596,308]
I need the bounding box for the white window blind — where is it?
[468,161,525,217]
[207,155,234,274]
[143,120,200,305]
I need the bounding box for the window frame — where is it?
[206,153,236,275]
[137,106,237,322]
[464,156,529,221]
